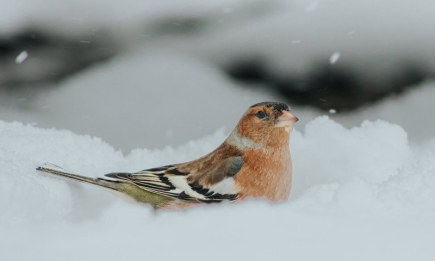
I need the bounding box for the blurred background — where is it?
[1,0,433,152]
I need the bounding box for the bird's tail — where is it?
[36,163,116,190]
[35,163,175,209]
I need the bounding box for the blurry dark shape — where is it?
[0,28,120,89]
[226,57,270,82]
[274,65,360,111]
[225,58,426,111]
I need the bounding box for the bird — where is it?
[36,102,298,210]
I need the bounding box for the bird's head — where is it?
[228,102,298,149]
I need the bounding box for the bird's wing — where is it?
[103,157,243,203]
[103,165,195,200]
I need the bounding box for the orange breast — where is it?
[235,146,292,202]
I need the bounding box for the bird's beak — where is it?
[275,111,299,128]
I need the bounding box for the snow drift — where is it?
[1,117,434,260]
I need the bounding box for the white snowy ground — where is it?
[1,114,435,260]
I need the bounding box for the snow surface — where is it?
[1,117,435,260]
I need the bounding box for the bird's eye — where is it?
[256,111,267,119]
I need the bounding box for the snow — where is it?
[15,51,28,64]
[329,52,340,64]
[1,115,435,260]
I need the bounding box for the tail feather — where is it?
[36,163,111,188]
[35,163,176,209]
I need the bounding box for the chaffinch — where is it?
[37,102,298,210]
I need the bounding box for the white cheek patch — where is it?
[209,178,238,195]
[226,129,263,150]
[168,176,206,200]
